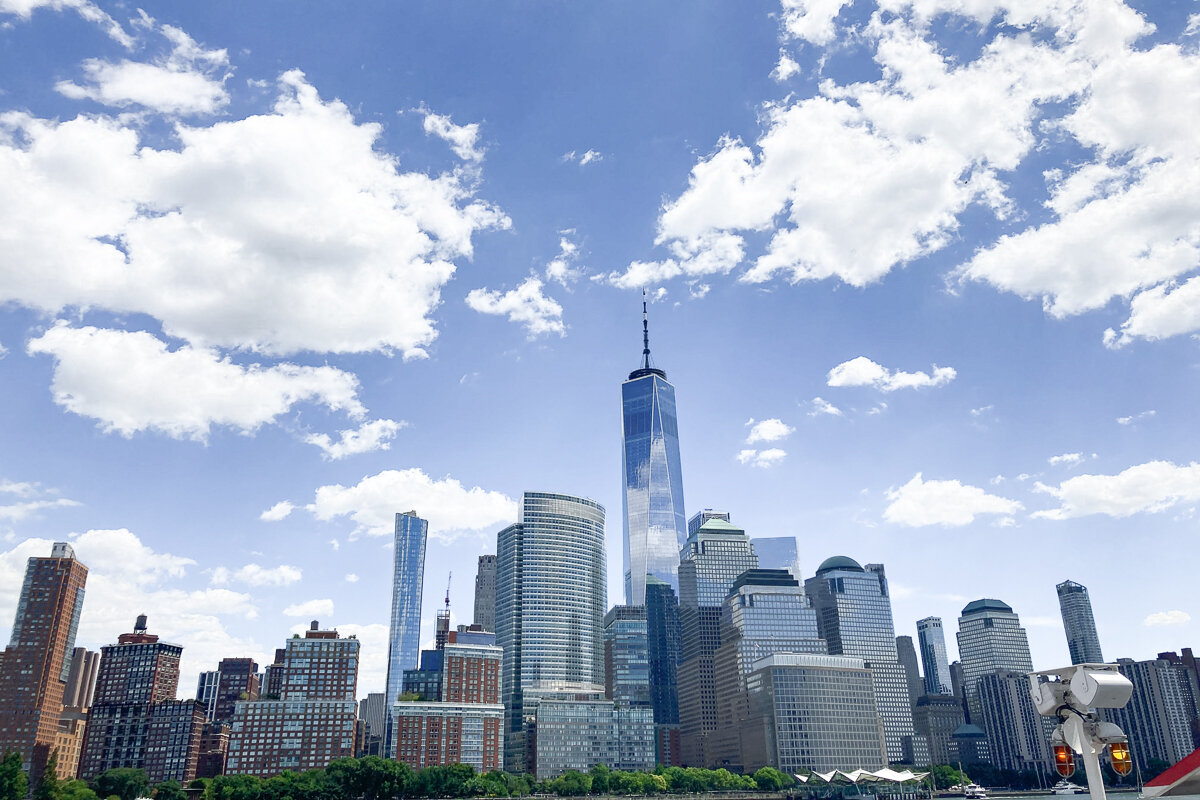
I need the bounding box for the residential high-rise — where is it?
[358,693,386,756]
[955,599,1034,727]
[473,554,497,632]
[0,542,88,784]
[621,296,687,605]
[496,491,606,772]
[804,558,915,763]
[709,569,825,770]
[1107,657,1200,770]
[226,621,359,777]
[62,648,100,708]
[211,657,260,725]
[677,512,758,766]
[56,647,100,780]
[386,511,428,752]
[1056,580,1103,665]
[897,635,923,710]
[917,617,954,696]
[750,537,802,582]
[976,670,1052,772]
[79,615,205,783]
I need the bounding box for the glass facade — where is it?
[385,511,428,749]
[1056,579,1104,665]
[804,558,914,763]
[621,368,687,606]
[917,616,954,696]
[645,577,680,726]
[751,536,803,582]
[954,598,1033,726]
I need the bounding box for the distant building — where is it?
[750,536,802,582]
[603,606,656,772]
[1056,580,1104,665]
[79,615,205,783]
[473,554,497,632]
[225,620,359,777]
[260,649,286,698]
[897,635,923,710]
[197,671,221,720]
[976,670,1052,772]
[56,647,101,780]
[403,649,444,701]
[63,648,100,708]
[0,543,89,784]
[212,658,260,725]
[955,599,1034,727]
[949,723,990,766]
[358,693,386,756]
[677,512,758,766]
[645,577,681,765]
[1107,657,1200,769]
[386,511,428,754]
[805,558,915,763]
[525,686,620,780]
[913,694,966,766]
[496,491,607,772]
[741,654,887,773]
[1156,649,1200,745]
[917,617,954,696]
[195,723,230,779]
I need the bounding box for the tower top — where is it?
[628,289,666,380]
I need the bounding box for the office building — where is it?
[917,617,954,696]
[473,554,497,632]
[359,692,386,755]
[1107,657,1200,770]
[621,298,687,605]
[709,569,825,770]
[385,511,428,753]
[603,606,656,772]
[677,512,758,766]
[79,615,205,783]
[949,724,990,765]
[197,671,221,720]
[750,536,802,582]
[645,577,681,764]
[741,654,887,773]
[913,695,966,766]
[404,649,444,702]
[0,542,88,784]
[524,687,620,780]
[225,621,359,777]
[976,670,1052,773]
[897,635,923,709]
[805,558,915,763]
[1056,580,1103,665]
[955,599,1034,728]
[496,491,606,772]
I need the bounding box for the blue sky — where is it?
[2,0,1199,699]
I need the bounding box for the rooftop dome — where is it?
[815,555,864,575]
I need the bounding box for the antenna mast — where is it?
[642,288,651,369]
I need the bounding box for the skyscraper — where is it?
[750,537,802,582]
[917,617,954,696]
[496,491,606,771]
[1107,657,1200,770]
[896,635,923,709]
[0,542,88,784]
[211,658,260,725]
[385,511,428,751]
[621,296,686,605]
[955,599,1034,730]
[677,512,758,766]
[804,558,915,763]
[976,670,1052,773]
[603,607,656,772]
[1056,579,1104,665]
[473,554,497,631]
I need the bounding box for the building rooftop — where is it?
[961,598,1013,615]
[729,568,800,594]
[697,517,743,534]
[815,555,864,575]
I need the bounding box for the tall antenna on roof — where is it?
[642,288,651,370]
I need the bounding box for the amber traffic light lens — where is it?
[1054,744,1076,778]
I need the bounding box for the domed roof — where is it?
[815,555,864,575]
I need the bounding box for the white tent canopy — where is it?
[803,769,929,784]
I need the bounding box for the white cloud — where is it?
[827,356,956,392]
[1186,14,1200,37]
[545,234,584,286]
[884,473,1023,527]
[1048,453,1084,467]
[970,405,994,417]
[809,396,843,417]
[736,448,788,468]
[771,50,802,82]
[1144,610,1191,627]
[0,498,81,523]
[1034,461,1200,520]
[344,573,359,583]
[306,468,517,543]
[305,418,405,460]
[606,233,745,289]
[55,22,230,115]
[283,598,334,618]
[1117,410,1156,425]
[211,563,302,587]
[0,0,132,46]
[0,480,39,497]
[779,0,853,45]
[0,70,509,357]
[0,341,7,358]
[421,110,484,162]
[466,276,566,338]
[561,149,603,166]
[745,417,795,443]
[28,325,364,440]
[260,501,295,522]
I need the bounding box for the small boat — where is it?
[963,784,989,799]
[1053,780,1086,795]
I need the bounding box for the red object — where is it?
[1143,747,1200,798]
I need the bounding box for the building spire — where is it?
[642,288,651,369]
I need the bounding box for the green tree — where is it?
[587,765,610,795]
[152,782,185,800]
[34,751,62,800]
[92,769,150,800]
[416,764,476,799]
[752,767,790,792]
[60,781,98,800]
[1144,760,1172,783]
[546,771,590,797]
[209,774,264,800]
[0,751,28,800]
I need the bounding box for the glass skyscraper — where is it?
[804,557,915,763]
[496,491,607,772]
[955,598,1034,726]
[385,511,428,751]
[621,300,686,605]
[751,536,802,582]
[1056,579,1104,665]
[917,616,954,696]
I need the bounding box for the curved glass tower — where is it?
[384,511,427,752]
[621,298,687,605]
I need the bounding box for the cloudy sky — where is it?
[2,0,1199,699]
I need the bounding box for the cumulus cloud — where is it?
[259,501,295,522]
[283,598,334,618]
[305,418,405,460]
[1144,610,1191,627]
[771,50,802,82]
[306,468,517,542]
[211,563,302,587]
[28,325,364,440]
[55,21,230,115]
[1033,460,1200,520]
[545,234,584,286]
[745,418,795,444]
[0,69,509,357]
[421,110,484,162]
[466,276,566,338]
[884,473,1023,527]
[808,397,843,417]
[779,0,853,45]
[344,573,359,583]
[827,356,956,392]
[737,448,788,468]
[0,0,132,46]
[1048,453,1084,467]
[0,481,80,523]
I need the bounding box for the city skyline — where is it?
[2,0,1199,705]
